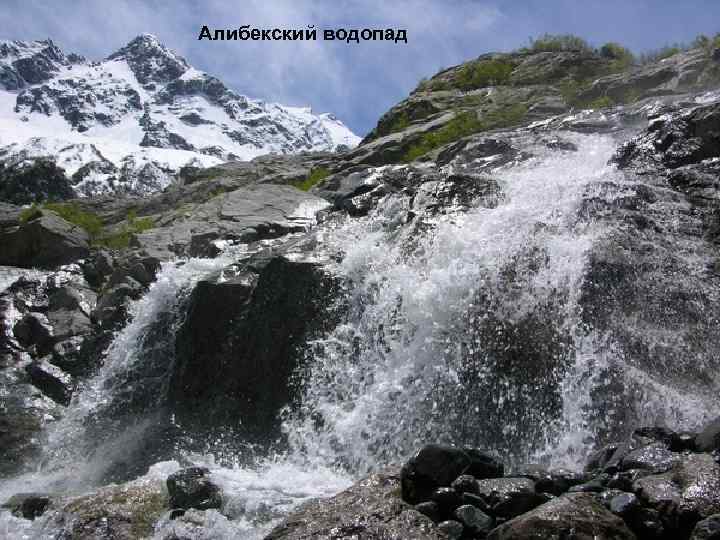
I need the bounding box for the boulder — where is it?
[2,492,52,520]
[166,467,222,511]
[634,454,720,526]
[24,361,72,405]
[487,493,637,540]
[400,444,471,504]
[168,252,341,441]
[0,210,90,269]
[619,442,682,474]
[265,471,444,540]
[692,514,720,540]
[454,504,493,536]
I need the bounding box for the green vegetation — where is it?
[18,202,154,250]
[587,96,615,109]
[402,105,527,162]
[599,42,635,70]
[525,34,594,54]
[96,210,154,249]
[19,204,42,223]
[292,167,330,191]
[456,59,515,90]
[386,112,410,134]
[44,202,104,239]
[0,158,74,205]
[639,45,683,64]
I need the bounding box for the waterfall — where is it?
[2,131,719,539]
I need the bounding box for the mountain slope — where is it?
[0,34,359,198]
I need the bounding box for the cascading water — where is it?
[2,130,719,539]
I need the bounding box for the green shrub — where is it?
[44,202,104,240]
[456,59,515,90]
[402,104,527,162]
[292,167,330,191]
[528,34,593,54]
[599,42,635,70]
[96,210,154,249]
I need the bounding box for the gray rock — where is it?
[620,442,682,474]
[454,504,493,535]
[487,493,637,540]
[0,210,90,268]
[609,492,640,517]
[265,471,444,540]
[692,514,720,540]
[634,454,720,521]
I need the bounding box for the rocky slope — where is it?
[1,37,720,539]
[0,35,359,200]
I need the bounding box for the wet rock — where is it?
[401,445,471,504]
[25,361,72,405]
[169,252,342,441]
[13,312,53,354]
[0,210,90,269]
[461,492,491,513]
[534,469,587,495]
[49,478,167,540]
[431,487,463,516]
[451,474,479,495]
[487,493,636,540]
[691,514,720,540]
[620,442,682,474]
[265,471,444,540]
[166,467,222,511]
[476,477,536,510]
[2,492,52,519]
[634,454,720,528]
[463,448,505,480]
[609,492,641,518]
[415,501,441,522]
[437,520,464,539]
[454,504,493,535]
[492,491,553,519]
[81,250,115,288]
[696,417,720,453]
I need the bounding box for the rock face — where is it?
[265,471,445,540]
[168,248,342,441]
[0,209,90,268]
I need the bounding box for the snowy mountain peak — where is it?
[0,38,83,90]
[0,35,360,197]
[108,34,189,84]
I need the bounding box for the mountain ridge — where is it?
[0,33,360,198]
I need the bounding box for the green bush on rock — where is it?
[293,167,330,191]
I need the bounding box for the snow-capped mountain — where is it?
[0,34,360,196]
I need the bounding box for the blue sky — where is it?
[2,0,720,136]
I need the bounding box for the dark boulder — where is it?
[400,444,471,504]
[166,467,222,511]
[13,312,53,354]
[24,362,72,406]
[0,210,90,269]
[168,252,342,441]
[437,520,464,539]
[2,492,52,520]
[454,504,494,536]
[695,417,720,453]
[487,493,637,540]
